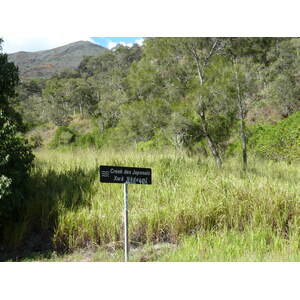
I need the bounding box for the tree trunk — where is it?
[79,103,83,115]
[199,103,222,165]
[194,55,222,166]
[100,119,105,132]
[235,68,247,167]
[240,116,247,167]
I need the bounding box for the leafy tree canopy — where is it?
[0,38,34,220]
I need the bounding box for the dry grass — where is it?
[2,148,300,261]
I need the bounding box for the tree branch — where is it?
[203,38,221,67]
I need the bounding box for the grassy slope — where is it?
[2,148,300,261]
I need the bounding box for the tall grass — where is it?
[3,147,299,261]
[159,226,300,262]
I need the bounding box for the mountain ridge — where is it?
[8,40,108,79]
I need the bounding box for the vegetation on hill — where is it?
[7,41,107,79]
[9,37,300,164]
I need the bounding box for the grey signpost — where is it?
[124,183,128,261]
[100,165,152,262]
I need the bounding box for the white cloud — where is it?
[107,38,144,50]
[1,37,94,54]
[107,40,133,50]
[135,38,144,46]
[121,42,133,47]
[107,41,118,50]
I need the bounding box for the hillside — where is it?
[7,41,108,79]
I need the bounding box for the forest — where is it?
[12,37,300,164]
[0,37,299,261]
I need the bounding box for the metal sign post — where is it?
[100,165,152,262]
[124,183,129,262]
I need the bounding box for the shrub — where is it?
[226,112,300,162]
[28,133,43,148]
[250,112,300,161]
[75,134,96,148]
[50,126,77,148]
[0,111,34,218]
[136,140,156,152]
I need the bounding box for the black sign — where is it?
[100,165,152,185]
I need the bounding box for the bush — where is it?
[136,140,156,151]
[28,133,43,148]
[226,112,300,162]
[50,126,77,148]
[0,111,34,218]
[250,112,300,162]
[75,134,96,148]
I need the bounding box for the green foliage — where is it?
[9,37,300,164]
[0,176,12,203]
[114,98,172,145]
[75,133,96,148]
[0,43,23,130]
[249,112,300,161]
[0,111,34,218]
[0,51,19,99]
[227,112,300,162]
[50,126,77,148]
[0,39,34,220]
[43,78,73,125]
[260,38,300,118]
[136,140,156,151]
[28,133,43,148]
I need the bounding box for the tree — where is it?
[225,38,255,167]
[0,38,22,129]
[65,78,98,115]
[0,38,34,219]
[137,38,231,165]
[128,38,191,103]
[114,98,172,145]
[225,37,281,167]
[43,77,73,125]
[182,38,227,165]
[261,38,300,118]
[87,45,143,131]
[0,112,34,218]
[13,79,47,128]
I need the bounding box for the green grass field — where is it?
[2,148,300,261]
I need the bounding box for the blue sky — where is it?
[2,37,145,54]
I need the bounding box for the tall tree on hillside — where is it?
[43,77,73,125]
[65,78,98,115]
[261,38,300,118]
[86,44,143,130]
[127,41,190,103]
[141,38,227,165]
[225,38,255,167]
[182,38,225,165]
[225,37,279,167]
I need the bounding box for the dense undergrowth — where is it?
[227,111,300,162]
[1,148,299,261]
